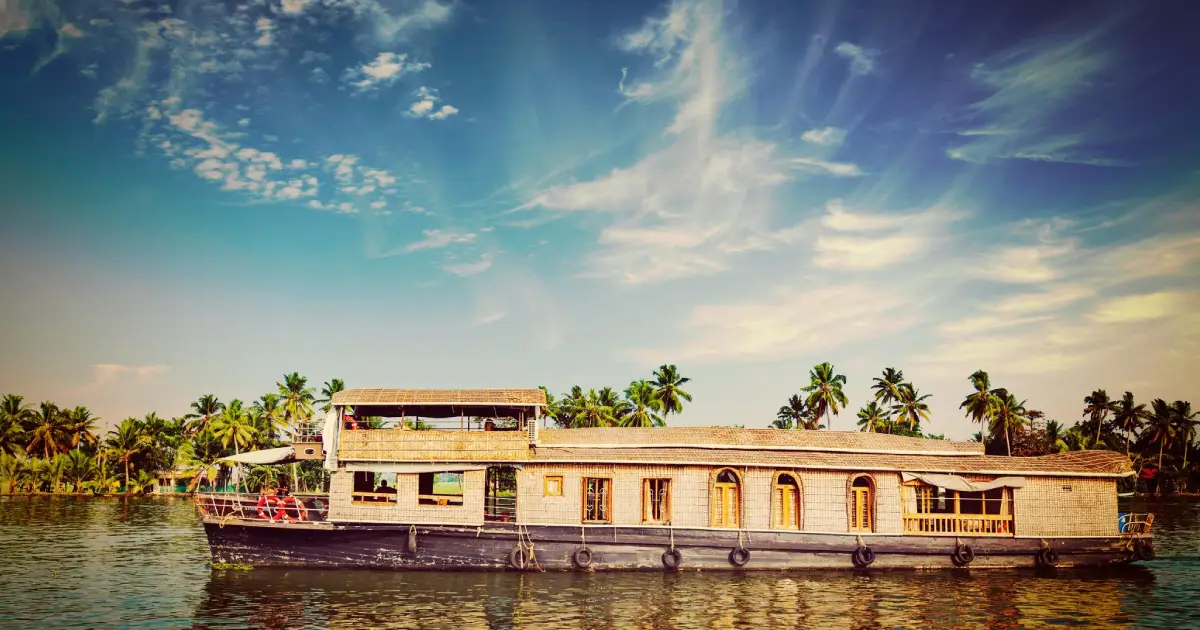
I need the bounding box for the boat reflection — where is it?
[189,566,1156,630]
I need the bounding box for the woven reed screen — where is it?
[1011,476,1117,537]
[338,430,531,462]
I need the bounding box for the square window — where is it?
[544,475,564,497]
[642,478,671,524]
[582,477,612,523]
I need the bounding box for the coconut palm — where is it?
[621,380,664,428]
[1083,389,1118,450]
[1113,392,1148,457]
[1173,400,1198,478]
[61,449,94,492]
[277,372,316,438]
[186,394,225,436]
[106,418,150,493]
[776,395,808,430]
[959,370,994,445]
[856,401,891,433]
[26,401,71,460]
[801,362,848,430]
[871,368,906,410]
[212,400,256,455]
[988,389,1027,457]
[62,406,99,451]
[0,395,29,456]
[892,384,932,432]
[571,389,618,428]
[316,378,346,414]
[651,364,692,422]
[1145,398,1175,473]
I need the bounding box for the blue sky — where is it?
[1,0,1198,438]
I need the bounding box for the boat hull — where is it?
[201,517,1148,571]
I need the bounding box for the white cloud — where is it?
[300,50,330,65]
[336,0,454,44]
[1088,291,1193,324]
[800,126,846,146]
[405,86,458,120]
[444,253,494,277]
[400,229,477,254]
[80,363,168,392]
[255,18,273,47]
[281,0,313,15]
[343,52,430,91]
[810,199,963,270]
[834,42,878,75]
[790,157,864,178]
[60,23,84,38]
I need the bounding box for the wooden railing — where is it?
[903,513,1014,536]
[351,491,398,505]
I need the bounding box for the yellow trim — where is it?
[543,475,563,497]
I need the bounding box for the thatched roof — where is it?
[539,427,984,456]
[333,388,547,407]
[531,446,1134,477]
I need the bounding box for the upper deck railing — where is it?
[194,491,330,524]
[338,427,533,462]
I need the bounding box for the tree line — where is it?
[541,364,693,428]
[775,362,1199,493]
[0,372,342,495]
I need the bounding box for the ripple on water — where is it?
[1,496,1198,629]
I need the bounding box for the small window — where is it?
[849,475,874,532]
[772,473,802,530]
[418,472,464,506]
[642,478,671,524]
[544,475,564,497]
[352,471,397,504]
[582,477,612,523]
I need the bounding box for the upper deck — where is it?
[324,388,1133,478]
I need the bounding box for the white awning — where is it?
[219,446,296,465]
[345,463,502,473]
[901,472,1026,492]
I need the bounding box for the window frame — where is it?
[641,477,672,525]
[416,471,465,507]
[771,471,803,530]
[847,474,876,533]
[543,474,564,497]
[710,467,743,529]
[581,477,613,524]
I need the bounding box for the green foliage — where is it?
[549,365,689,429]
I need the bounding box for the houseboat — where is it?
[195,388,1156,571]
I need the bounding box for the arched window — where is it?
[711,468,742,528]
[772,472,803,530]
[848,474,876,532]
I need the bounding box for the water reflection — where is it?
[187,564,1158,630]
[0,496,1192,630]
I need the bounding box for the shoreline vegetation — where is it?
[1,362,1195,496]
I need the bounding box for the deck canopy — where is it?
[219,446,296,465]
[331,388,548,419]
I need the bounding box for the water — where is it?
[0,496,1197,629]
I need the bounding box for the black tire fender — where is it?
[1134,539,1155,561]
[952,543,975,566]
[1037,547,1060,567]
[662,548,682,571]
[572,546,593,569]
[508,545,529,571]
[852,545,876,568]
[729,547,750,567]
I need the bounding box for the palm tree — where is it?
[801,362,848,430]
[1145,398,1175,473]
[571,389,617,428]
[892,384,932,432]
[960,370,994,445]
[1083,389,1118,450]
[212,400,257,492]
[856,402,890,433]
[1045,420,1070,453]
[1113,392,1148,457]
[776,395,808,430]
[621,380,664,428]
[988,389,1027,456]
[62,449,94,493]
[871,368,905,410]
[186,394,225,436]
[63,406,100,451]
[253,393,285,442]
[538,386,559,428]
[106,418,149,493]
[26,401,70,460]
[651,364,692,422]
[277,372,316,439]
[316,378,346,414]
[0,394,31,455]
[1172,400,1198,482]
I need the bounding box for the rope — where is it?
[219,513,236,529]
[670,526,676,550]
[581,526,586,546]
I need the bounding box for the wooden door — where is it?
[774,485,799,529]
[850,486,872,531]
[713,482,740,528]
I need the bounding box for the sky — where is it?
[1,0,1198,439]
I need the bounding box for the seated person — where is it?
[373,479,398,500]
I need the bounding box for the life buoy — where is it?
[276,496,308,522]
[661,548,682,570]
[729,547,750,567]
[1134,539,1155,561]
[256,495,280,520]
[572,546,593,569]
[852,545,876,568]
[1036,547,1060,567]
[952,543,975,567]
[508,545,529,570]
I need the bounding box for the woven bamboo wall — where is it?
[327,469,486,525]
[1012,476,1116,537]
[337,430,530,462]
[514,464,905,533]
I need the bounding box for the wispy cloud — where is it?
[400,229,478,254]
[800,126,847,146]
[834,42,878,75]
[444,252,494,277]
[405,86,458,120]
[79,363,168,393]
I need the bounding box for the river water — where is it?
[0,496,1197,629]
